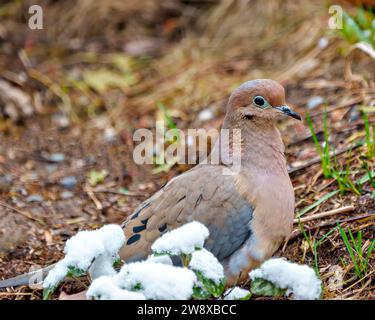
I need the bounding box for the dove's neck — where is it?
[212,116,288,175]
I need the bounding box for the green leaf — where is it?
[117,188,130,195]
[43,283,59,300]
[67,265,86,278]
[237,292,252,300]
[180,253,192,267]
[87,169,108,186]
[82,69,133,93]
[152,162,175,174]
[157,102,177,130]
[238,292,252,300]
[43,265,86,300]
[192,270,225,299]
[250,278,286,297]
[132,282,143,291]
[112,255,123,269]
[192,284,212,299]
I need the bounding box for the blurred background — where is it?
[0,0,374,299]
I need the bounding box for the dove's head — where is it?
[225,79,301,124]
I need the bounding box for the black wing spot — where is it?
[141,218,149,225]
[130,202,150,220]
[160,181,168,190]
[130,212,139,220]
[127,234,141,245]
[177,195,186,203]
[158,224,167,233]
[133,225,147,233]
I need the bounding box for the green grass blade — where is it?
[338,224,361,277]
[365,239,375,263]
[297,190,339,217]
[306,112,323,157]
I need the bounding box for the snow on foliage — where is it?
[116,261,197,300]
[42,220,324,300]
[189,248,224,285]
[224,287,251,300]
[151,221,209,255]
[145,254,173,265]
[43,224,125,289]
[87,276,146,300]
[87,262,196,300]
[249,258,322,300]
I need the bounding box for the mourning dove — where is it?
[120,79,300,286]
[0,79,301,289]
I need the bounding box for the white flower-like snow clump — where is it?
[87,276,145,300]
[116,262,197,300]
[189,248,224,284]
[151,221,209,255]
[249,258,322,300]
[224,287,251,300]
[43,224,125,289]
[145,254,173,265]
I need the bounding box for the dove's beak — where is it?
[275,105,302,121]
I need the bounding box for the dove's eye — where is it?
[253,96,266,107]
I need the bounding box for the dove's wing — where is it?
[120,164,254,262]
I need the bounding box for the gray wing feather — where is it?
[204,202,253,261]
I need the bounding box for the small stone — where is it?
[307,96,325,110]
[26,194,44,203]
[45,164,58,173]
[348,108,360,122]
[0,174,13,191]
[198,109,214,122]
[59,176,77,189]
[318,37,329,49]
[60,191,74,199]
[11,186,27,196]
[104,127,116,142]
[48,153,65,163]
[52,113,70,128]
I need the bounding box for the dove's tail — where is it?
[0,264,55,288]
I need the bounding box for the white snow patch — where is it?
[151,221,209,255]
[249,258,322,300]
[117,262,197,300]
[87,276,145,300]
[146,254,173,265]
[43,224,125,288]
[224,287,250,300]
[89,254,117,280]
[189,248,224,284]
